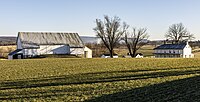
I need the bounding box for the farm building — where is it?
[84,46,92,58]
[101,54,118,58]
[135,53,143,58]
[8,32,92,59]
[154,42,194,58]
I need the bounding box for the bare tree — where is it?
[124,28,149,57]
[93,15,128,58]
[165,23,195,44]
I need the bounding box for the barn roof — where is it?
[18,32,84,49]
[154,44,186,50]
[8,49,23,55]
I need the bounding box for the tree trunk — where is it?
[127,45,133,57]
[132,49,137,58]
[109,49,113,58]
[128,49,132,57]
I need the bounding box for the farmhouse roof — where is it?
[18,32,84,48]
[154,44,186,50]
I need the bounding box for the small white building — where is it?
[135,53,143,58]
[8,32,92,59]
[154,42,194,58]
[101,54,118,58]
[84,46,92,58]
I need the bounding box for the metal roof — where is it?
[18,32,84,49]
[154,44,186,50]
[8,49,23,55]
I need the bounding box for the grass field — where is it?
[0,45,16,58]
[114,45,155,57]
[0,58,200,101]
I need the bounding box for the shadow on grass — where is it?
[87,76,200,102]
[0,66,200,100]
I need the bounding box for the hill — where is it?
[0,36,16,45]
[80,36,101,44]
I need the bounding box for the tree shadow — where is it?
[0,66,200,101]
[87,76,200,102]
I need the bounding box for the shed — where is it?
[8,49,23,59]
[101,54,118,58]
[84,46,92,58]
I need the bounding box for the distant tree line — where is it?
[0,41,16,46]
[0,37,16,46]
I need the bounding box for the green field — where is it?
[0,58,200,101]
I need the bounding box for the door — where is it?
[84,51,88,58]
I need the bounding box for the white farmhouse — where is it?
[154,42,194,58]
[8,32,92,59]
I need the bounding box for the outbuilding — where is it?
[135,53,143,58]
[101,54,118,58]
[8,32,92,59]
[84,46,92,58]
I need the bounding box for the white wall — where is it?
[70,48,84,55]
[154,45,193,58]
[17,38,22,49]
[154,49,184,58]
[155,49,183,54]
[84,46,92,58]
[8,55,13,60]
[183,45,192,58]
[23,45,70,56]
[101,55,118,58]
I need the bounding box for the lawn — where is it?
[0,58,200,101]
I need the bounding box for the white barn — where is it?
[8,32,92,59]
[154,42,194,58]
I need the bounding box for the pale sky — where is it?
[0,0,200,40]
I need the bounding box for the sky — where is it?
[0,0,200,40]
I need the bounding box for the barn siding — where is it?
[17,37,22,49]
[84,46,92,58]
[23,45,71,56]
[70,48,84,55]
[183,45,192,58]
